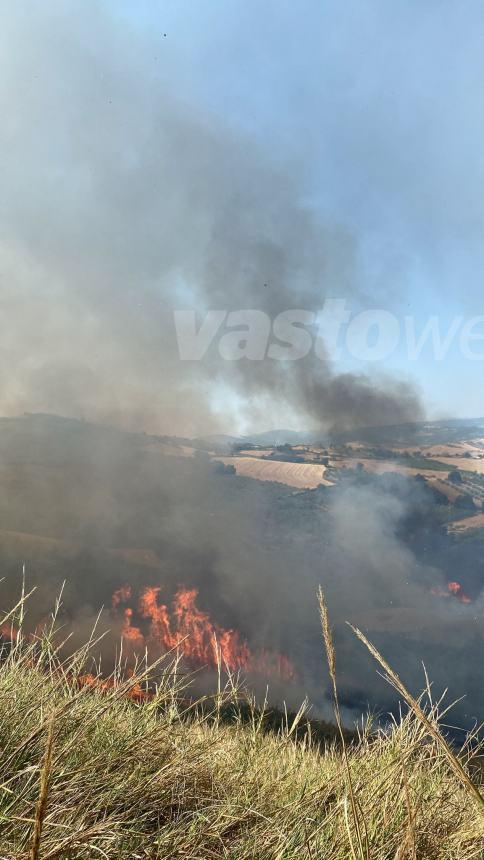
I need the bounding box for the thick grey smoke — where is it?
[320,479,480,716]
[0,3,422,435]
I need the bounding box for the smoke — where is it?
[0,3,422,436]
[0,414,481,725]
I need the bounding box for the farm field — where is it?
[432,457,484,474]
[335,458,446,479]
[427,477,471,504]
[215,456,332,488]
[392,439,484,457]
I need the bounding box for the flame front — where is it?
[112,584,296,681]
[446,581,472,603]
[430,580,472,604]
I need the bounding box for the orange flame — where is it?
[0,622,19,642]
[447,581,472,603]
[112,584,296,681]
[431,581,472,604]
[0,621,149,703]
[77,672,149,702]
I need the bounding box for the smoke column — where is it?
[0,3,422,436]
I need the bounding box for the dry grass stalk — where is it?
[393,764,416,860]
[318,586,369,860]
[30,714,55,860]
[348,622,484,810]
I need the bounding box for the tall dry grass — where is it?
[0,590,480,859]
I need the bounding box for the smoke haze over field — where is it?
[0,414,481,725]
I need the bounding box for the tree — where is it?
[448,469,463,485]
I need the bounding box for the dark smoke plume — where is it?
[0,4,422,436]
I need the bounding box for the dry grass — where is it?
[0,595,481,859]
[432,458,484,474]
[215,456,332,488]
[29,715,54,860]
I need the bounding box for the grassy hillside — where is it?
[0,605,481,859]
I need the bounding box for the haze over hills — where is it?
[0,412,482,725]
[221,417,484,449]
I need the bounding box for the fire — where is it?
[0,622,149,703]
[0,586,297,699]
[431,581,472,604]
[447,581,472,603]
[0,622,19,642]
[77,672,149,702]
[447,581,460,594]
[112,584,296,681]
[112,584,132,608]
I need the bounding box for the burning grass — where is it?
[0,594,481,859]
[112,583,297,681]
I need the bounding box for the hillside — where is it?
[0,413,482,727]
